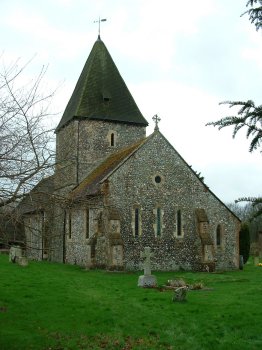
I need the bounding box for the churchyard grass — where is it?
[1,255,262,350]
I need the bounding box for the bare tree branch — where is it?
[0,58,56,207]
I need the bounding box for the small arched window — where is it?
[85,209,90,239]
[216,224,221,246]
[156,207,162,236]
[110,133,115,147]
[133,206,141,237]
[134,208,139,237]
[68,211,72,239]
[177,210,182,236]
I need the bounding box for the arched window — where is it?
[110,133,115,147]
[134,208,139,237]
[175,209,184,238]
[85,209,90,239]
[132,206,141,237]
[68,211,72,239]
[177,210,182,236]
[216,224,221,246]
[156,207,162,236]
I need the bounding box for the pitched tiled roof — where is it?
[70,138,147,200]
[56,37,148,131]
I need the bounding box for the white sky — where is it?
[1,0,262,203]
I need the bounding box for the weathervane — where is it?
[152,114,161,131]
[94,17,107,39]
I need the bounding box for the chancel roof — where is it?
[56,37,148,131]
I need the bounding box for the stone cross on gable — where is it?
[152,114,161,131]
[140,246,154,276]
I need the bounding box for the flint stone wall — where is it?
[107,131,240,271]
[27,122,240,272]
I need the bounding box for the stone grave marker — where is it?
[172,286,188,302]
[9,246,28,266]
[138,247,157,287]
[9,246,22,263]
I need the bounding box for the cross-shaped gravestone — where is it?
[140,247,154,276]
[138,247,157,287]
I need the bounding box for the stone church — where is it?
[20,35,241,271]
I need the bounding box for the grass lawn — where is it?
[0,255,262,350]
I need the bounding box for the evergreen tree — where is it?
[207,1,262,217]
[207,100,262,153]
[243,0,262,31]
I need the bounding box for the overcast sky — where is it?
[1,0,262,204]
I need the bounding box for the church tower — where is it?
[55,36,148,192]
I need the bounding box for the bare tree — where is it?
[227,201,262,242]
[0,58,56,208]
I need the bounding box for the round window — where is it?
[155,175,162,184]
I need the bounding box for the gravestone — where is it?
[9,246,22,263]
[172,286,188,302]
[138,247,157,287]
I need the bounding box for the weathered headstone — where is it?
[172,286,188,302]
[9,246,22,263]
[138,247,157,287]
[168,279,186,288]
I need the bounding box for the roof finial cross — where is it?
[94,17,107,39]
[152,114,161,131]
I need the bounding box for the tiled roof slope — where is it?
[56,37,148,131]
[70,138,147,200]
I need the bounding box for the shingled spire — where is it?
[56,37,148,131]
